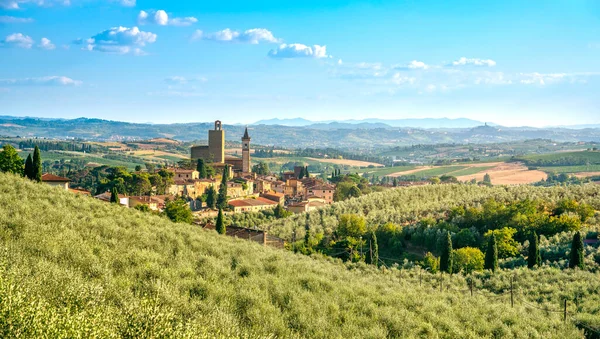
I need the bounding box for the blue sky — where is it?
[1,0,599,127]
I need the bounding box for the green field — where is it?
[18,150,146,170]
[356,165,417,177]
[409,165,468,178]
[540,164,600,174]
[0,173,593,338]
[518,150,600,163]
[449,166,496,177]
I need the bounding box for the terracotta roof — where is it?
[229,197,277,208]
[41,173,70,182]
[69,188,91,195]
[170,169,196,173]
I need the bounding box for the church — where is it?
[190,120,252,176]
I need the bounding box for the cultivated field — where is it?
[456,162,547,185]
[307,157,384,167]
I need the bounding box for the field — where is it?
[307,157,384,167]
[0,173,595,337]
[456,162,547,185]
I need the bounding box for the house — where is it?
[69,188,91,196]
[94,191,129,206]
[260,191,285,205]
[41,173,70,190]
[228,197,278,213]
[254,178,272,194]
[304,183,335,204]
[169,168,199,181]
[128,195,167,211]
[284,179,304,198]
[287,196,327,214]
[202,223,285,249]
[271,180,286,194]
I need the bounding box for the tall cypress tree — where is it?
[110,187,119,204]
[304,213,311,247]
[569,232,585,269]
[196,159,207,179]
[527,232,541,268]
[217,165,228,209]
[205,186,216,209]
[366,231,379,266]
[24,153,33,180]
[216,208,225,234]
[440,231,453,274]
[304,166,309,178]
[484,233,498,272]
[32,145,42,182]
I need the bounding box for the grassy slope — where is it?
[519,150,600,163]
[0,173,588,338]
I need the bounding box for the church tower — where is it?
[242,127,251,173]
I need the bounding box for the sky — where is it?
[1,0,599,127]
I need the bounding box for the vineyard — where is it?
[0,173,597,337]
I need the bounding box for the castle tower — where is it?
[242,127,251,173]
[208,120,225,163]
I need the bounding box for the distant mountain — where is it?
[253,118,314,126]
[253,117,489,129]
[553,124,600,129]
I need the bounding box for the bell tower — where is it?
[242,127,251,173]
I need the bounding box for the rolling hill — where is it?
[0,173,591,338]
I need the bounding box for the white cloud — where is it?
[0,76,82,86]
[0,0,70,10]
[194,28,280,44]
[164,76,207,84]
[1,33,34,48]
[519,73,568,85]
[138,10,198,27]
[451,57,496,67]
[38,37,55,50]
[0,15,34,23]
[75,26,157,55]
[118,0,135,6]
[395,60,429,70]
[390,73,416,85]
[268,43,329,59]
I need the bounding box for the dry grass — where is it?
[307,158,384,167]
[457,162,547,185]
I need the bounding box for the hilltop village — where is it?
[39,120,337,218]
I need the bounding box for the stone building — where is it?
[191,120,225,164]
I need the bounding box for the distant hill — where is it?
[254,117,314,126]
[254,117,488,129]
[1,115,599,148]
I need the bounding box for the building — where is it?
[287,197,327,214]
[202,224,285,249]
[41,173,70,190]
[284,179,304,198]
[260,191,285,205]
[191,120,225,164]
[304,183,335,204]
[128,195,168,211]
[242,127,251,173]
[228,197,278,213]
[94,191,129,206]
[170,169,199,181]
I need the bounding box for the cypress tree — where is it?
[196,159,207,179]
[110,187,119,204]
[24,153,33,180]
[527,232,541,268]
[205,186,216,209]
[216,208,225,234]
[304,213,311,247]
[32,145,42,182]
[569,232,585,269]
[440,231,453,274]
[304,166,309,178]
[366,231,379,266]
[484,233,499,272]
[217,166,228,209]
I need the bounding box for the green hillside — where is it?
[0,173,593,338]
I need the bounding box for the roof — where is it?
[242,127,250,140]
[171,169,196,174]
[262,191,284,198]
[94,191,127,201]
[41,173,70,182]
[228,197,277,208]
[307,184,335,191]
[69,188,91,195]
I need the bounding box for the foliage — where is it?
[217,166,228,209]
[32,146,43,182]
[164,198,193,224]
[216,208,225,234]
[569,232,585,269]
[337,214,367,239]
[484,234,498,272]
[110,186,119,204]
[440,231,453,273]
[205,186,216,209]
[252,161,270,175]
[528,232,541,268]
[0,144,24,176]
[452,247,484,274]
[0,173,594,338]
[196,158,207,179]
[484,228,520,258]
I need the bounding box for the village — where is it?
[40,120,337,221]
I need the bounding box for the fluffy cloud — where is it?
[193,28,280,44]
[268,43,329,59]
[74,26,157,55]
[38,37,55,50]
[0,76,82,86]
[1,33,34,48]
[450,57,496,67]
[0,15,34,23]
[0,0,70,10]
[138,10,198,27]
[394,60,430,70]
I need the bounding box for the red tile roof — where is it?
[228,197,278,208]
[41,173,70,182]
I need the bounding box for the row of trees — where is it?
[0,144,42,182]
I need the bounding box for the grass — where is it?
[519,150,600,163]
[409,165,468,178]
[540,164,600,174]
[0,173,588,338]
[355,165,417,177]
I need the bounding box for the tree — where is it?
[32,145,42,182]
[527,232,541,268]
[0,144,24,176]
[440,231,453,274]
[452,247,484,274]
[216,208,226,234]
[484,228,519,258]
[366,231,379,266]
[421,252,439,274]
[482,173,492,186]
[24,153,33,180]
[217,166,229,209]
[484,233,498,272]
[304,213,311,247]
[134,165,142,172]
[393,177,398,187]
[337,214,367,239]
[205,186,217,209]
[304,166,310,178]
[110,186,119,204]
[164,198,193,224]
[252,161,270,175]
[197,159,207,179]
[569,232,585,269]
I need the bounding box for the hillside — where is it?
[0,173,591,338]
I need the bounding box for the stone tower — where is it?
[242,126,251,173]
[208,120,225,163]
